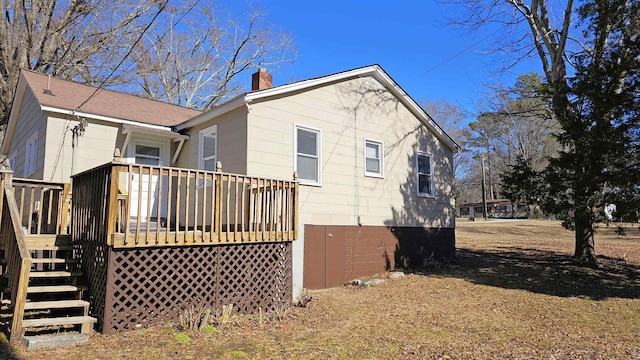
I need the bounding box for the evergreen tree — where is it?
[500,154,545,217]
[544,0,640,265]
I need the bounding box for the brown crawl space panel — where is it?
[304,225,455,290]
[77,242,292,334]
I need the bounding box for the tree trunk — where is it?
[573,206,598,267]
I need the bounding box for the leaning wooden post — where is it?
[292,171,298,240]
[106,149,122,246]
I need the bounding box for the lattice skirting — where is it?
[75,242,292,334]
[74,242,109,331]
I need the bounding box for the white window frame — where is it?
[24,132,38,177]
[7,151,17,173]
[198,125,218,171]
[416,150,434,197]
[294,124,322,186]
[129,139,168,167]
[364,139,384,178]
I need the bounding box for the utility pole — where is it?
[481,155,488,220]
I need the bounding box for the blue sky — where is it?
[227,1,543,122]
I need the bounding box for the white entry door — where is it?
[129,139,168,222]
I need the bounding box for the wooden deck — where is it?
[72,161,299,248]
[0,157,299,344]
[0,159,299,343]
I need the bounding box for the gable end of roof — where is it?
[177,65,459,152]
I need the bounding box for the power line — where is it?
[408,24,510,84]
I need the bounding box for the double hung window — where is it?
[416,150,434,197]
[295,125,321,185]
[199,125,217,171]
[364,139,383,177]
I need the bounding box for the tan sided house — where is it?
[0,65,458,346]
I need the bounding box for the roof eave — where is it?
[367,67,460,153]
[40,105,176,132]
[175,95,247,131]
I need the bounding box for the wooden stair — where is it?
[27,285,88,294]
[6,234,96,349]
[24,299,89,310]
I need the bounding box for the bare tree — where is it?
[129,3,296,109]
[0,0,165,123]
[471,73,559,172]
[0,0,295,126]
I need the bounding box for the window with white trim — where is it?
[134,144,161,166]
[295,125,321,185]
[364,139,383,177]
[199,125,217,171]
[416,150,434,197]
[24,132,38,177]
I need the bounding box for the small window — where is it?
[364,139,383,177]
[294,125,321,185]
[24,132,38,177]
[199,125,217,171]
[135,144,161,166]
[416,151,433,197]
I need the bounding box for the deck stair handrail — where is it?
[72,159,299,249]
[0,163,32,343]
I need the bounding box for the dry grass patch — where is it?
[12,219,640,359]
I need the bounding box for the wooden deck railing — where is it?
[0,164,33,343]
[8,178,70,236]
[72,161,298,248]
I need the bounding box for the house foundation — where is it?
[303,225,455,289]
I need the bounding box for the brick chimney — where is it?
[252,68,273,91]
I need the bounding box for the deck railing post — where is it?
[215,161,223,238]
[292,171,298,240]
[59,182,71,235]
[106,150,123,246]
[0,160,13,247]
[0,159,13,190]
